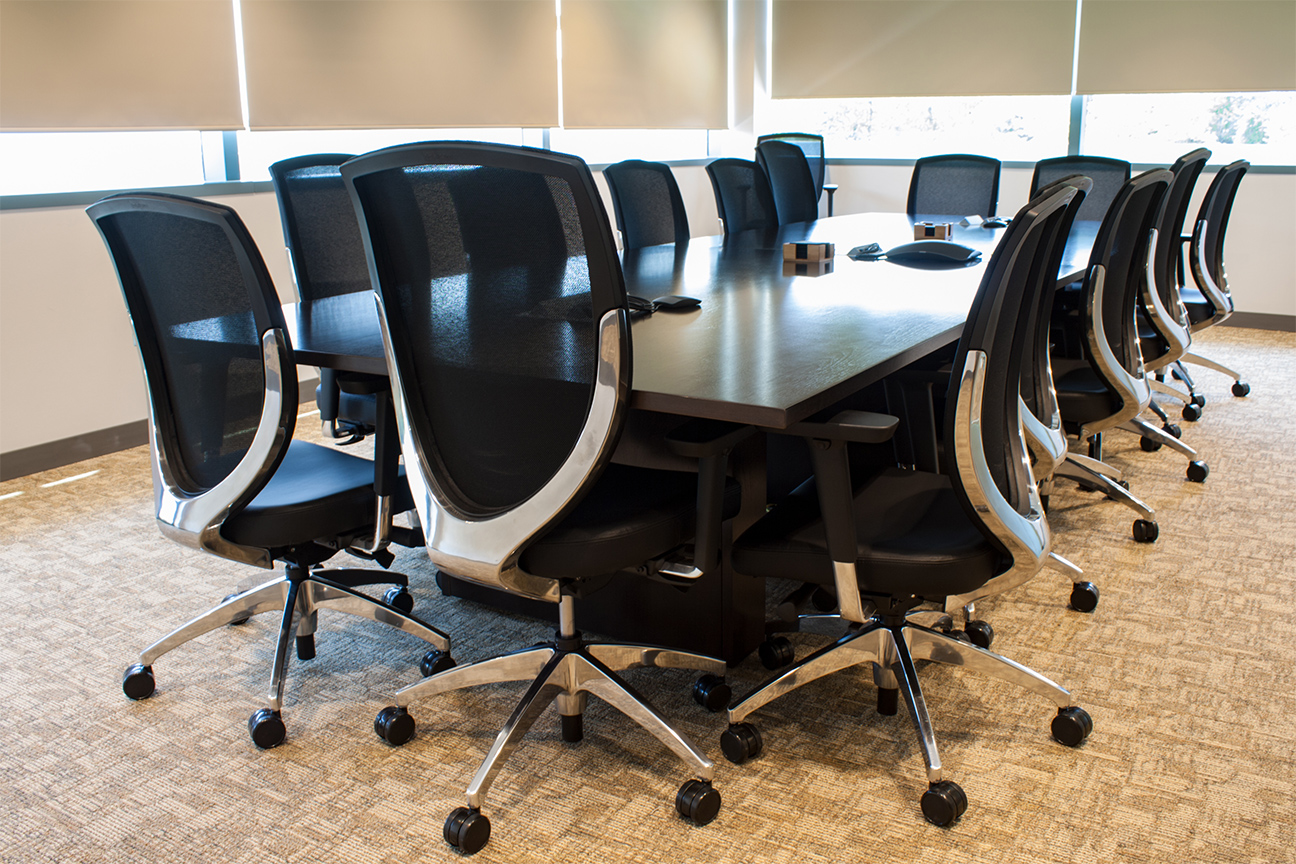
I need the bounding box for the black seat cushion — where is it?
[1055,364,1120,426]
[222,440,412,548]
[1177,284,1213,325]
[520,463,742,581]
[733,466,1001,599]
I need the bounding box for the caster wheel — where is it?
[248,708,286,749]
[444,807,491,854]
[1182,402,1202,422]
[1232,381,1250,397]
[921,780,968,827]
[1140,436,1162,452]
[419,648,455,677]
[122,663,155,700]
[757,636,795,670]
[1132,519,1159,543]
[964,620,994,650]
[223,593,251,626]
[675,779,721,825]
[383,586,414,615]
[1104,478,1130,502]
[720,722,763,765]
[1052,706,1093,747]
[1191,394,1206,408]
[1162,423,1182,439]
[1069,581,1100,613]
[692,674,731,713]
[949,629,974,645]
[1187,461,1209,483]
[375,705,415,745]
[561,712,584,743]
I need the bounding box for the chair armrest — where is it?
[661,419,754,577]
[782,410,898,444]
[664,418,755,457]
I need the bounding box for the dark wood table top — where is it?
[285,212,1097,429]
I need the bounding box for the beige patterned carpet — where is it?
[2,326,1293,863]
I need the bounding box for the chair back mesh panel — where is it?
[1030,156,1131,224]
[756,140,819,225]
[87,194,290,493]
[944,184,1079,523]
[908,154,1002,218]
[1194,160,1248,292]
[757,132,826,203]
[1151,149,1210,306]
[269,153,372,301]
[705,158,777,233]
[1085,169,1172,378]
[344,144,625,517]
[603,160,690,250]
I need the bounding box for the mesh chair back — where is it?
[1150,149,1210,307]
[602,160,690,250]
[755,139,819,225]
[87,193,294,493]
[705,158,777,233]
[1085,169,1172,379]
[1192,159,1248,297]
[908,154,1001,218]
[757,132,826,203]
[269,154,372,301]
[944,183,1080,522]
[343,143,627,517]
[1030,155,1130,224]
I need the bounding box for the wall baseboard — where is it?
[1,420,150,482]
[1,378,322,483]
[1221,312,1294,332]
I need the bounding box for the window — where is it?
[546,129,711,165]
[756,95,1072,162]
[1081,92,1296,166]
[0,131,208,196]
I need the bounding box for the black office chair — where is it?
[1136,149,1209,429]
[907,153,1001,218]
[1173,160,1252,402]
[88,192,451,749]
[720,182,1093,827]
[269,153,380,444]
[1052,170,1209,501]
[705,158,777,234]
[1030,155,1130,224]
[757,132,838,216]
[342,142,750,854]
[755,139,820,225]
[602,159,690,250]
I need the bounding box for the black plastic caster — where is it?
[1191,394,1206,407]
[419,648,455,677]
[1132,519,1159,543]
[374,705,415,745]
[1187,461,1209,483]
[122,663,155,700]
[1140,436,1162,452]
[921,780,968,827]
[1182,402,1203,422]
[1052,706,1093,747]
[223,593,251,626]
[964,619,994,650]
[675,779,721,825]
[757,636,795,670]
[1162,423,1182,439]
[1232,381,1250,397]
[720,722,763,765]
[1069,581,1100,613]
[296,633,316,661]
[692,674,731,713]
[248,708,286,749]
[444,806,491,854]
[383,586,414,614]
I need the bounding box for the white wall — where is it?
[1,165,1291,458]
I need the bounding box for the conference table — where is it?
[284,212,1096,663]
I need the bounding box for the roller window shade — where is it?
[0,0,241,131]
[241,0,559,130]
[1076,0,1296,94]
[771,0,1076,98]
[561,0,726,128]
